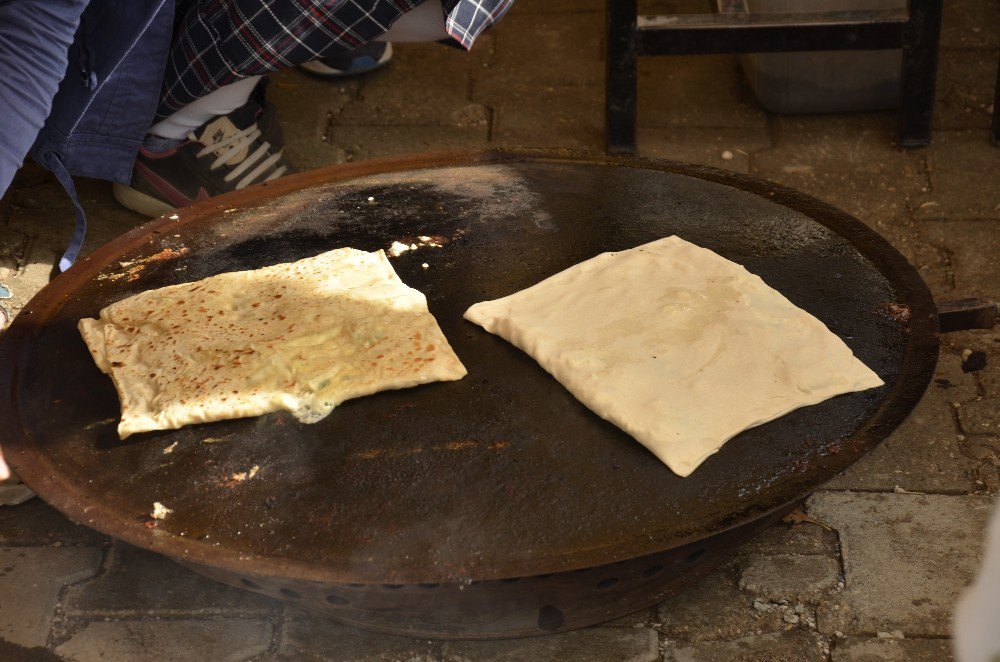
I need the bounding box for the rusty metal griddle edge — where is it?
[0,150,939,586]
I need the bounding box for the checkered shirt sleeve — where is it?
[443,0,514,49]
[158,0,514,117]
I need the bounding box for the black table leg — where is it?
[898,0,943,148]
[606,0,638,154]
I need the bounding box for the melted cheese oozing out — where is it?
[80,248,466,438]
[465,236,884,477]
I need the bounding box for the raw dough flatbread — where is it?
[464,236,884,477]
[80,248,466,438]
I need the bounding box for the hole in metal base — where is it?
[596,577,620,590]
[686,548,706,563]
[537,605,565,631]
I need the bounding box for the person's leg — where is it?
[155,0,511,124]
[379,0,448,42]
[298,0,448,77]
[117,0,513,216]
[157,0,427,119]
[148,75,262,141]
[298,41,395,78]
[114,76,289,217]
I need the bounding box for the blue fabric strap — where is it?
[48,156,87,272]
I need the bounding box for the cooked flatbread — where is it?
[465,236,883,477]
[80,248,466,438]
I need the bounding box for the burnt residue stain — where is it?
[97,246,191,283]
[350,439,509,461]
[875,302,912,323]
[183,166,559,282]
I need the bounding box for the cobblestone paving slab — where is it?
[955,348,1000,436]
[753,116,963,301]
[920,220,1000,301]
[636,127,771,174]
[0,547,102,647]
[54,618,270,662]
[475,80,602,150]
[940,0,1000,49]
[916,131,1000,220]
[657,563,785,642]
[442,627,659,662]
[269,71,356,171]
[934,49,1000,131]
[4,243,59,317]
[338,43,493,126]
[63,543,276,617]
[662,629,829,661]
[10,177,143,247]
[737,554,841,603]
[0,639,64,662]
[823,352,982,494]
[0,501,108,547]
[0,227,28,277]
[10,178,74,212]
[330,125,492,162]
[809,491,993,637]
[754,115,929,226]
[737,522,839,557]
[638,55,769,129]
[275,608,441,661]
[946,329,1000,491]
[483,13,602,88]
[1,174,144,319]
[830,635,954,661]
[962,402,1000,437]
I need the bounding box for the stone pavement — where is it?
[1,1,999,660]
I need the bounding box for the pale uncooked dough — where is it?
[80,248,466,438]
[465,236,884,477]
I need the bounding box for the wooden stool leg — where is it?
[606,0,638,154]
[898,0,943,148]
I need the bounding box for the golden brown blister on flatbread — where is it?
[80,248,466,438]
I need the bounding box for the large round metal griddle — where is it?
[0,152,937,638]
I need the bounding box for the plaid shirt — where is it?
[158,0,513,117]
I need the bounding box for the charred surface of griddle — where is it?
[0,152,938,638]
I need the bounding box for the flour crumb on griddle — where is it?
[388,241,412,257]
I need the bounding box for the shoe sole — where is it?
[113,183,177,218]
[299,42,393,77]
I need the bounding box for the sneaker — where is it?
[114,84,291,217]
[299,41,393,77]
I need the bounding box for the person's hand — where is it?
[0,445,10,481]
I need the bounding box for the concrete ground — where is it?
[1,1,999,660]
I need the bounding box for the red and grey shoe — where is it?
[114,85,291,217]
